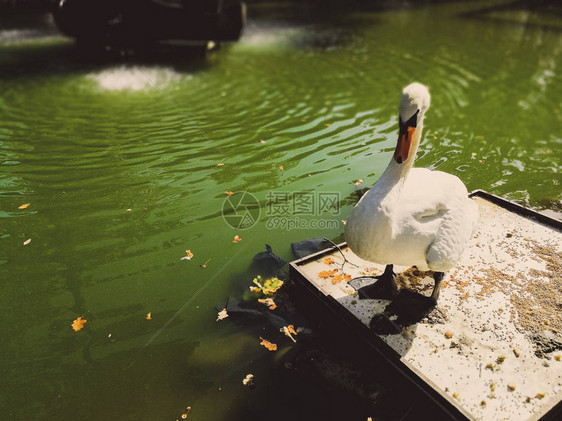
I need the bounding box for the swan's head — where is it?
[394,82,430,164]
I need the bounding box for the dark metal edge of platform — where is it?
[290,254,473,421]
[469,189,562,231]
[289,190,562,421]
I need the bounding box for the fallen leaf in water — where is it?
[232,235,242,243]
[217,163,225,166]
[126,208,132,212]
[216,308,228,321]
[181,250,194,261]
[325,123,331,127]
[258,298,277,310]
[180,407,191,419]
[278,166,284,170]
[260,139,266,144]
[323,257,335,265]
[259,337,277,351]
[287,325,297,335]
[252,276,283,295]
[72,316,87,331]
[225,191,234,195]
[242,374,254,386]
[353,179,364,186]
[341,219,347,225]
[146,313,152,320]
[23,238,31,246]
[281,326,297,343]
[249,286,261,293]
[18,203,30,209]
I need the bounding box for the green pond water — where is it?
[1,1,561,419]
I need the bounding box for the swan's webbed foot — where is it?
[349,264,398,300]
[384,290,436,324]
[383,271,444,325]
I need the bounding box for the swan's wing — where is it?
[399,168,461,221]
[401,169,479,271]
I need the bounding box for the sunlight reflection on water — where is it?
[88,65,188,91]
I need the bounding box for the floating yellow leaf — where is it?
[258,298,277,310]
[260,139,266,144]
[181,250,194,261]
[287,325,297,335]
[72,316,87,331]
[18,203,30,209]
[323,257,335,265]
[252,276,283,295]
[259,337,277,351]
[146,313,152,320]
[232,235,242,243]
[181,407,191,419]
[225,191,234,195]
[281,326,297,343]
[23,238,31,246]
[353,179,364,186]
[278,166,284,170]
[217,163,225,166]
[242,374,254,386]
[216,308,228,321]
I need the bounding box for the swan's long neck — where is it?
[377,121,424,195]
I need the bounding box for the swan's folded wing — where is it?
[426,196,479,271]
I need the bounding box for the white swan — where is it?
[345,83,478,309]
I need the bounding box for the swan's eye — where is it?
[400,109,419,128]
[407,110,419,127]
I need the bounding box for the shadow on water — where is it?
[0,37,219,80]
[460,0,562,32]
[0,4,372,80]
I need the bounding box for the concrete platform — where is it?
[290,191,561,420]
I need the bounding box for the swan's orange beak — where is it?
[394,126,416,164]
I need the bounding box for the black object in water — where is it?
[253,244,286,271]
[291,238,333,259]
